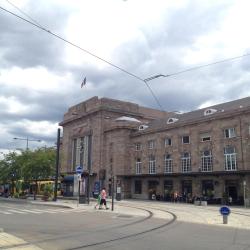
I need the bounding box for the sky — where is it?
[0,0,250,154]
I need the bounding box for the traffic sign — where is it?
[75,165,83,174]
[220,206,231,216]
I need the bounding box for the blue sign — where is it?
[75,165,83,174]
[93,181,100,195]
[220,206,231,215]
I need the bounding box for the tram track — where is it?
[65,204,177,250]
[8,203,177,250]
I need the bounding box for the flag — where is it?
[81,77,86,88]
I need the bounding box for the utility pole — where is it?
[53,128,61,201]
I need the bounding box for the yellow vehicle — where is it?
[29,180,62,196]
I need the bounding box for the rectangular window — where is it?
[164,138,172,146]
[224,128,236,138]
[148,155,156,174]
[134,180,142,194]
[181,152,191,172]
[224,146,237,171]
[135,143,142,151]
[136,159,142,174]
[200,133,211,142]
[201,150,213,172]
[182,136,190,144]
[164,154,173,173]
[72,136,89,171]
[148,140,155,149]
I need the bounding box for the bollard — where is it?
[223,214,228,224]
[220,206,230,225]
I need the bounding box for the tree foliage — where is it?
[0,147,56,192]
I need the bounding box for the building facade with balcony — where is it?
[59,96,250,204]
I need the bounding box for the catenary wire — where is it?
[144,52,250,81]
[0,4,164,111]
[1,4,250,109]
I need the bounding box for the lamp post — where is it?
[13,137,41,150]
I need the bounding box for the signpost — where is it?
[75,166,83,206]
[243,180,246,208]
[220,206,231,224]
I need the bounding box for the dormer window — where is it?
[204,108,217,116]
[138,125,149,131]
[167,118,179,124]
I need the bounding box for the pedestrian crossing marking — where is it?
[7,209,27,214]
[18,209,43,214]
[0,211,12,215]
[0,208,85,215]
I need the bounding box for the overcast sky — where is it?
[0,0,250,153]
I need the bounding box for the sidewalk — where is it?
[0,229,42,250]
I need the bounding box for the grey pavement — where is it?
[1,197,250,249]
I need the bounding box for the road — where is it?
[0,199,250,250]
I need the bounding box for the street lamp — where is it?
[13,137,41,150]
[144,74,170,82]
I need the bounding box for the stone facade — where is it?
[59,96,250,205]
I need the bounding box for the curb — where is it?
[30,201,73,209]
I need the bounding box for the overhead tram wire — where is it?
[2,4,250,109]
[0,5,164,111]
[5,0,43,28]
[144,53,250,82]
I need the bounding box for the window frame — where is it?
[135,143,142,151]
[182,135,190,144]
[224,146,237,171]
[148,155,156,174]
[224,128,236,138]
[200,132,211,142]
[201,150,213,172]
[164,138,172,147]
[148,140,155,150]
[181,152,191,172]
[135,158,142,174]
[164,154,173,173]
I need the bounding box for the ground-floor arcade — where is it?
[119,173,250,205]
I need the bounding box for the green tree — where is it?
[0,151,22,195]
[21,147,56,199]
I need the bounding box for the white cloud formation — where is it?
[0,0,250,150]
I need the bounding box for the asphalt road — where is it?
[0,199,250,250]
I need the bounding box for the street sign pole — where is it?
[111,175,114,211]
[75,166,83,206]
[243,180,246,208]
[220,206,231,224]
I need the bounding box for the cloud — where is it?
[0,0,250,151]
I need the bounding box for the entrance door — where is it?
[182,180,192,202]
[148,180,158,199]
[227,186,237,201]
[225,180,238,203]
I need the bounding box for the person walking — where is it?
[99,187,109,210]
[94,193,101,209]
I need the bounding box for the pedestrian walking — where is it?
[99,187,109,210]
[94,193,101,209]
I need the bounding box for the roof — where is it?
[133,96,250,134]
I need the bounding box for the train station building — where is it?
[59,96,250,205]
